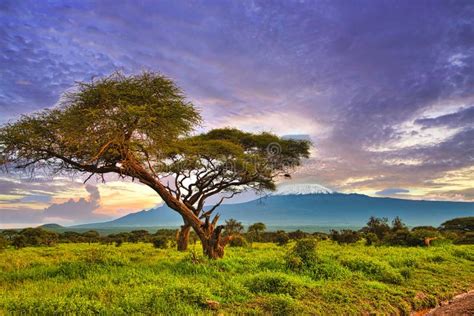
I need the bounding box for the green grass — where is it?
[1,241,473,315]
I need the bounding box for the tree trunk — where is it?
[199,225,232,259]
[177,223,191,251]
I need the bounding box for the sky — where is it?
[1,0,473,227]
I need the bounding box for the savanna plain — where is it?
[1,241,473,315]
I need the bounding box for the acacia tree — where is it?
[0,72,310,259]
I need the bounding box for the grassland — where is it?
[1,241,473,315]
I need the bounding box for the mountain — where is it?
[272,183,334,195]
[73,184,474,230]
[39,223,64,229]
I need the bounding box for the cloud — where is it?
[375,188,410,196]
[2,0,474,227]
[42,185,102,222]
[0,182,109,225]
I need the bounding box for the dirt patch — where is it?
[417,290,474,316]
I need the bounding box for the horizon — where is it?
[1,1,474,227]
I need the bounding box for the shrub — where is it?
[452,249,474,261]
[160,284,211,309]
[330,229,361,244]
[263,295,300,316]
[364,232,379,245]
[285,238,317,271]
[361,216,391,240]
[0,235,8,250]
[342,258,404,284]
[152,237,169,249]
[454,232,474,245]
[288,230,308,240]
[285,255,304,271]
[309,260,351,280]
[291,239,317,262]
[246,273,299,296]
[274,231,289,246]
[384,229,413,246]
[229,235,247,247]
[12,235,27,249]
[440,216,474,232]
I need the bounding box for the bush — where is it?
[308,260,351,280]
[263,295,300,316]
[453,232,474,245]
[361,217,391,240]
[292,238,317,261]
[152,237,169,249]
[330,229,361,244]
[384,229,413,246]
[364,232,379,245]
[229,235,247,247]
[12,235,27,249]
[246,273,300,296]
[0,235,8,250]
[274,231,289,246]
[160,284,211,309]
[288,230,308,240]
[285,238,317,271]
[342,258,404,284]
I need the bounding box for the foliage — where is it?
[247,222,267,242]
[288,229,309,240]
[361,216,391,240]
[454,232,474,245]
[440,217,474,232]
[245,273,300,296]
[0,236,7,250]
[274,230,290,246]
[0,71,310,259]
[229,235,247,247]
[152,237,169,249]
[285,238,317,271]
[223,218,244,236]
[330,229,361,244]
[0,242,473,314]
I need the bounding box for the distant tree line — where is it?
[329,216,474,246]
[0,216,472,250]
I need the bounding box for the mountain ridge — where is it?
[73,192,474,229]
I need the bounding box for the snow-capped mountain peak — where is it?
[272,183,334,195]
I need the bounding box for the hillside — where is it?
[73,191,474,230]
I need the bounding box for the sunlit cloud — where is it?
[1,1,474,226]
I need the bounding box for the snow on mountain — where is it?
[273,183,334,195]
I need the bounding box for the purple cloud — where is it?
[1,0,474,226]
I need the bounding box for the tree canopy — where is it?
[0,71,311,258]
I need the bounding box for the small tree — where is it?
[82,230,100,244]
[224,218,244,236]
[361,216,391,240]
[12,235,27,249]
[247,222,267,242]
[0,235,8,250]
[274,230,290,246]
[0,72,310,259]
[391,216,407,232]
[440,217,474,232]
[1,230,17,242]
[330,229,361,244]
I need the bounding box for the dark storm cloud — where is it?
[1,0,474,219]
